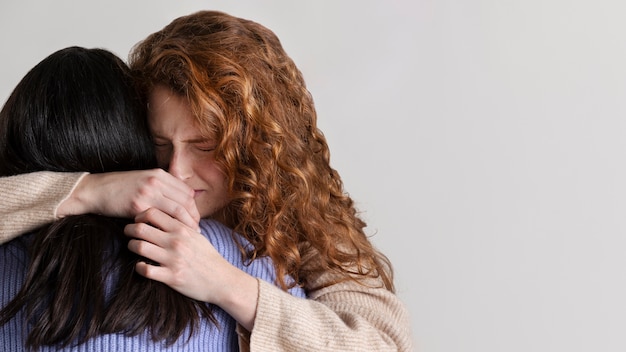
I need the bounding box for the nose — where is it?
[168,148,192,180]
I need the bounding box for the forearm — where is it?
[0,171,86,243]
[248,279,414,352]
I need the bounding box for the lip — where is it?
[193,190,204,198]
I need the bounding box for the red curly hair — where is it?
[129,10,394,291]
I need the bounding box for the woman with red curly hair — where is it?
[0,10,413,351]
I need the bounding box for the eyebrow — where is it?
[151,133,211,144]
[184,138,211,144]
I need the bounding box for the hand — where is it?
[125,208,259,330]
[58,169,200,230]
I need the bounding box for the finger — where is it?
[162,186,199,222]
[152,170,201,223]
[133,208,191,235]
[135,260,175,285]
[124,221,169,247]
[136,170,200,225]
[127,238,169,264]
[146,169,191,196]
[151,197,199,230]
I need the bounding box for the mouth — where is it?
[193,190,204,198]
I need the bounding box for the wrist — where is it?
[56,172,93,217]
[217,269,259,331]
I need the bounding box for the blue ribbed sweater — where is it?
[0,219,305,351]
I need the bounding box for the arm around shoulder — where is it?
[248,278,414,352]
[0,171,87,244]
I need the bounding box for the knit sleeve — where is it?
[249,274,415,352]
[0,171,87,244]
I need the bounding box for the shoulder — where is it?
[198,218,250,251]
[198,219,277,281]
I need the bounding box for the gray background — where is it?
[2,1,626,351]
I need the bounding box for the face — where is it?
[147,84,230,219]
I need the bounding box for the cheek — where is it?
[204,164,230,196]
[197,155,224,178]
[203,165,228,187]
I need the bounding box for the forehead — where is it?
[147,87,220,145]
[148,86,192,120]
[147,85,187,113]
[147,84,222,141]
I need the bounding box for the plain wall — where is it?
[2,1,626,351]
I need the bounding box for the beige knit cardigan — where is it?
[0,171,415,351]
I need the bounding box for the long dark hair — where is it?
[0,46,214,350]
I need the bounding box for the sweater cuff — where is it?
[249,279,306,351]
[0,171,87,244]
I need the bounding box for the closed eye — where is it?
[152,138,171,148]
[154,143,171,149]
[194,142,216,152]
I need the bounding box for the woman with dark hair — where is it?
[0,46,304,351]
